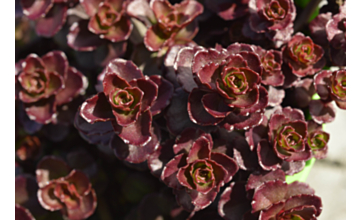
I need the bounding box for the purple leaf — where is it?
[36,156,71,188]
[35,4,68,37]
[161,153,187,189]
[309,100,336,124]
[21,0,53,20]
[56,67,87,105]
[252,180,288,212]
[188,89,224,126]
[80,93,114,123]
[149,75,174,115]
[111,126,160,163]
[112,110,152,146]
[67,20,106,51]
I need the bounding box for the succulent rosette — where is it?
[326,2,346,67]
[161,129,239,212]
[81,0,133,43]
[218,169,322,220]
[249,170,322,219]
[307,120,329,159]
[20,0,78,37]
[127,0,204,52]
[15,51,88,124]
[268,107,311,163]
[282,33,325,78]
[314,69,346,110]
[174,43,269,131]
[243,107,313,175]
[35,156,97,220]
[252,45,284,86]
[245,0,296,48]
[77,58,173,163]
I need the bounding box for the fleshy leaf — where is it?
[36,156,71,188]
[210,152,239,183]
[24,96,56,124]
[67,20,106,51]
[144,24,169,51]
[105,59,144,82]
[35,4,68,37]
[188,89,224,126]
[161,153,187,189]
[218,182,252,220]
[56,67,87,105]
[112,110,152,146]
[21,0,52,20]
[127,0,157,26]
[257,140,282,171]
[174,46,202,93]
[246,169,286,191]
[111,126,160,163]
[252,180,288,212]
[80,92,114,123]
[309,100,336,124]
[15,204,35,220]
[41,51,68,78]
[149,75,174,115]
[187,136,212,163]
[65,189,97,220]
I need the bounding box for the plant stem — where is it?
[294,0,323,32]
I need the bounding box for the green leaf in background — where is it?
[295,0,320,22]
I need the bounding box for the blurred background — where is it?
[307,107,346,220]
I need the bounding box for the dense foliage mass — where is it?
[16,0,346,219]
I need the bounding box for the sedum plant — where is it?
[15,0,346,219]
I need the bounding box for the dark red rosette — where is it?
[314,69,346,110]
[243,115,282,172]
[248,170,322,220]
[309,2,346,67]
[82,0,133,42]
[35,156,97,220]
[77,58,173,163]
[306,120,329,159]
[218,170,322,220]
[127,0,203,51]
[245,0,296,48]
[15,51,88,124]
[326,2,346,67]
[268,107,312,163]
[282,33,325,77]
[161,129,239,212]
[174,43,268,131]
[67,0,132,51]
[252,45,284,86]
[204,0,249,21]
[20,0,77,37]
